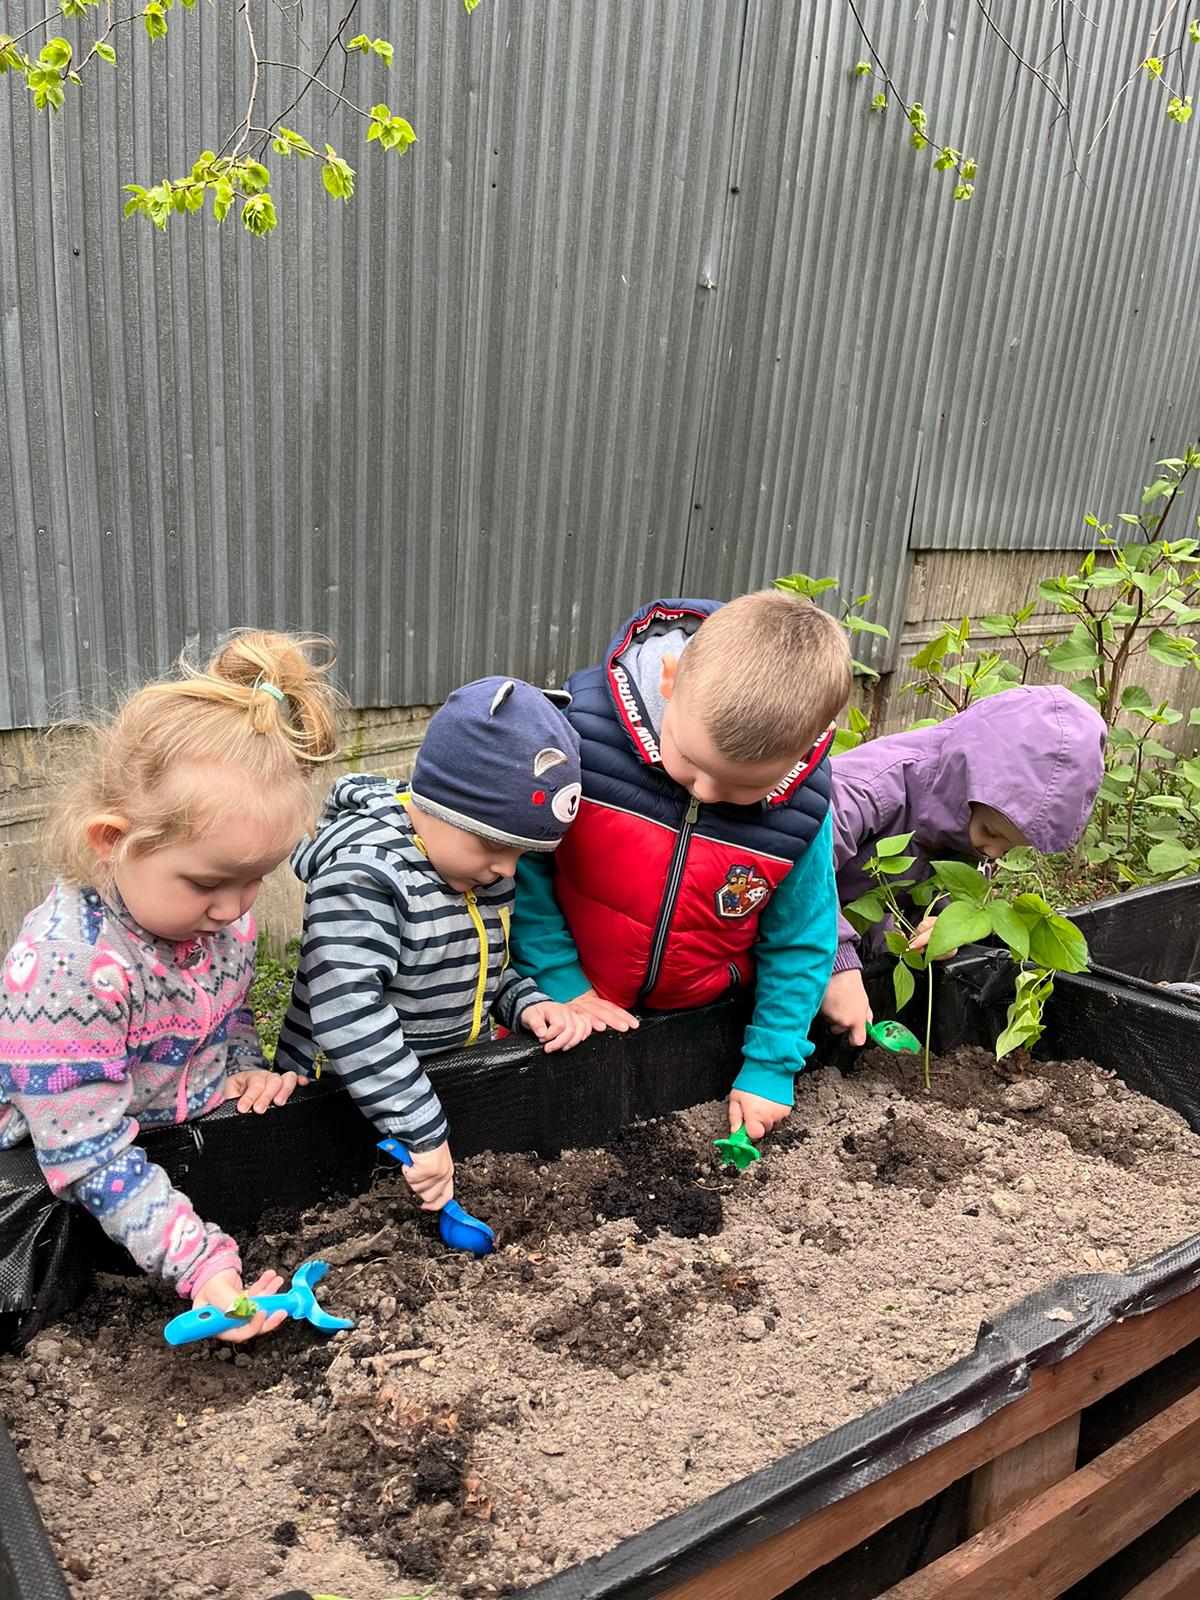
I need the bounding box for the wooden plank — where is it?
[657,1288,1200,1600]
[879,1383,1200,1599]
[967,1413,1080,1532]
[1123,1534,1200,1600]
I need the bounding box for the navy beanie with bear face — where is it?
[409,677,582,852]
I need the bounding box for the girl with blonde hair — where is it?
[0,631,339,1343]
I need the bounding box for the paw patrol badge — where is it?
[714,863,771,919]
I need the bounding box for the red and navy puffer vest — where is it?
[553,599,834,1011]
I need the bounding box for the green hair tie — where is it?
[254,677,285,703]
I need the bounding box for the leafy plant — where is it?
[844,836,1090,1083]
[2,0,482,235]
[774,571,891,681]
[904,615,1028,719]
[228,1294,259,1319]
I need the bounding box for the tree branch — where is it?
[231,0,261,160]
[258,0,359,148]
[257,56,376,123]
[971,0,1068,112]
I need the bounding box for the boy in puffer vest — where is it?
[510,593,852,1141]
[277,678,593,1213]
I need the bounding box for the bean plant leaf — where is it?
[988,899,1030,961]
[874,832,915,858]
[930,859,990,905]
[1026,912,1089,974]
[893,961,916,1012]
[925,901,991,960]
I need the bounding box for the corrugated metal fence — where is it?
[2,0,1198,727]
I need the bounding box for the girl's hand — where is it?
[399,1140,455,1211]
[567,988,640,1032]
[907,913,956,959]
[521,1001,594,1052]
[728,1089,790,1140]
[821,968,873,1046]
[224,1068,299,1113]
[192,1268,288,1343]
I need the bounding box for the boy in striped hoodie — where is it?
[277,678,591,1212]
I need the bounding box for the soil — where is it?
[6,1046,1200,1600]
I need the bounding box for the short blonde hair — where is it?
[674,591,851,763]
[49,629,342,885]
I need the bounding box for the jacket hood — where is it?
[835,685,1107,856]
[292,775,422,884]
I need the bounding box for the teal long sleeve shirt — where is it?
[511,810,838,1105]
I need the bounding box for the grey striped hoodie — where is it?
[277,775,547,1150]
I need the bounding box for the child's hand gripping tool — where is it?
[162,1259,355,1346]
[378,1138,495,1256]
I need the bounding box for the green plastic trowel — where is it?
[866,1019,921,1053]
[712,1124,762,1171]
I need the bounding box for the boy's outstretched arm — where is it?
[511,853,591,1002]
[731,811,838,1131]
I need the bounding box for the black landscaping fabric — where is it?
[3,909,1200,1597]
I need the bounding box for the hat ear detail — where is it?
[489,680,517,717]
[533,747,570,777]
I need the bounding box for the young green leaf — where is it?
[39,36,73,68]
[893,961,916,1012]
[875,855,917,876]
[322,150,356,200]
[925,901,991,960]
[94,40,117,63]
[844,891,886,931]
[988,899,1030,961]
[929,859,990,905]
[1146,628,1195,667]
[1026,913,1089,974]
[144,3,167,40]
[1120,684,1154,713]
[874,832,915,858]
[1146,839,1197,876]
[1045,621,1101,673]
[241,192,278,235]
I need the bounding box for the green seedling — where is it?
[713,1125,762,1171]
[227,1294,259,1319]
[866,1019,922,1054]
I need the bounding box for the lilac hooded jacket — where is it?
[831,686,1107,973]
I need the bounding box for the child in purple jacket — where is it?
[823,686,1106,1044]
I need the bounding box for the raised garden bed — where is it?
[4,959,1200,1599]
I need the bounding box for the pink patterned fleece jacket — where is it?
[0,880,264,1297]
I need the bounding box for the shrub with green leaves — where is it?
[902,448,1200,890]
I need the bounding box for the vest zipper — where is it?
[464,891,489,1045]
[640,794,700,1002]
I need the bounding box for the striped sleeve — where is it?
[276,866,448,1151]
[491,964,547,1031]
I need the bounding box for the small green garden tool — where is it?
[712,1124,761,1171]
[866,1019,921,1053]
